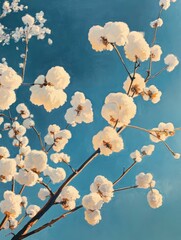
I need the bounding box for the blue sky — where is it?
[0,0,181,239]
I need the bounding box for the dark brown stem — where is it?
[113,161,137,186]
[114,185,138,192]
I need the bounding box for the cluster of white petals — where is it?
[82,175,113,225]
[1,0,27,19]
[88,21,129,52]
[130,150,142,162]
[136,173,156,189]
[65,92,93,126]
[150,18,163,28]
[84,209,102,226]
[16,103,30,119]
[164,54,179,72]
[141,145,155,156]
[43,165,66,184]
[147,189,163,208]
[90,175,114,203]
[4,218,18,230]
[0,63,22,110]
[15,169,39,186]
[150,45,162,62]
[56,186,80,210]
[141,85,162,104]
[0,157,16,182]
[50,152,70,164]
[150,122,175,142]
[11,12,51,43]
[24,150,47,173]
[123,73,145,97]
[44,124,71,152]
[0,191,24,218]
[30,66,70,112]
[0,146,10,159]
[124,31,150,62]
[130,144,155,162]
[159,0,176,10]
[26,205,40,218]
[92,126,124,156]
[101,92,136,128]
[38,188,50,201]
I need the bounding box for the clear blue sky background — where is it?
[0,0,181,239]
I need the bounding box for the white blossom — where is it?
[147,189,163,208]
[26,205,40,218]
[24,150,47,173]
[101,92,137,128]
[103,21,129,46]
[159,0,170,10]
[50,153,70,164]
[124,31,150,62]
[43,165,66,184]
[130,150,142,162]
[123,73,145,97]
[150,18,163,28]
[16,103,30,119]
[136,173,156,189]
[56,186,80,210]
[141,145,155,156]
[38,188,50,201]
[30,66,70,112]
[150,122,175,142]
[84,209,102,225]
[150,45,162,62]
[4,218,18,230]
[0,158,16,182]
[88,25,113,52]
[164,54,179,72]
[0,64,22,110]
[0,146,10,159]
[92,126,124,156]
[142,85,162,104]
[0,191,22,218]
[15,169,39,186]
[65,92,93,126]
[82,193,103,210]
[90,175,114,203]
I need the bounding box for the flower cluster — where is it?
[56,186,80,210]
[16,103,35,129]
[164,54,179,72]
[130,144,155,162]
[43,165,66,184]
[88,21,129,51]
[0,191,26,218]
[101,92,137,128]
[0,63,22,110]
[159,0,176,10]
[141,85,162,104]
[82,176,113,225]
[65,92,94,126]
[1,0,28,19]
[135,173,163,208]
[44,124,71,152]
[30,66,70,112]
[150,122,175,143]
[123,73,145,97]
[26,205,40,218]
[136,173,156,189]
[92,126,124,156]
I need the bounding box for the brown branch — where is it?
[32,126,45,151]
[12,127,125,239]
[113,161,137,186]
[17,205,83,239]
[114,185,138,192]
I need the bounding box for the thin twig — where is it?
[114,185,138,192]
[32,126,45,151]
